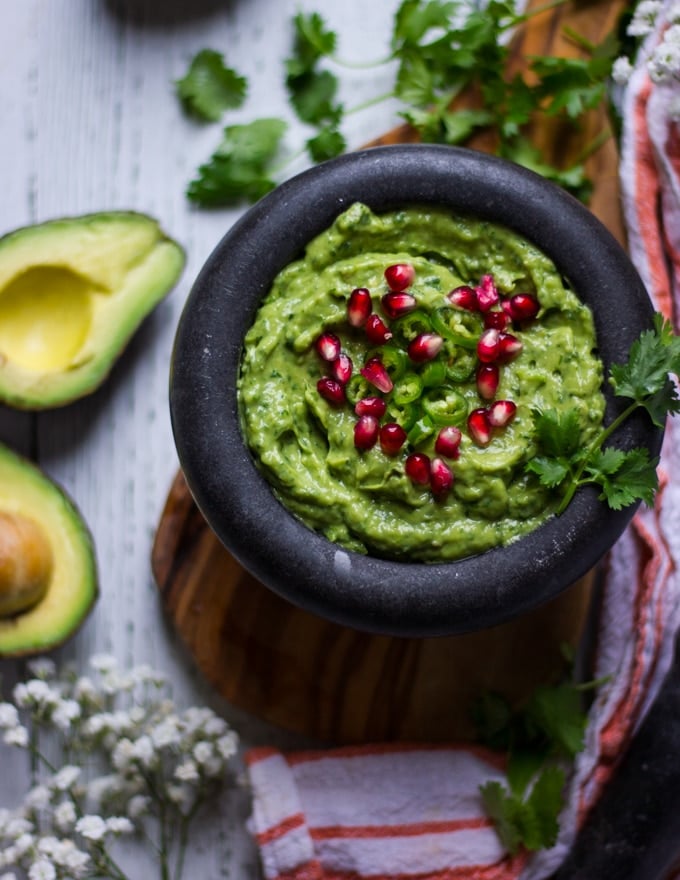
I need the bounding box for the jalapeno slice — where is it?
[407,414,435,447]
[419,359,447,388]
[366,344,408,382]
[421,386,468,426]
[430,307,479,350]
[385,400,418,431]
[345,374,371,405]
[392,372,424,406]
[390,310,432,346]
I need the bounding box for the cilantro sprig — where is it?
[528,314,680,515]
[474,669,600,854]
[175,0,622,208]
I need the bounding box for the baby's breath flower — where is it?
[216,732,238,760]
[165,784,189,807]
[12,832,34,857]
[89,654,117,674]
[175,760,199,783]
[612,56,635,84]
[132,735,155,768]
[28,859,56,880]
[111,738,135,771]
[649,40,680,82]
[72,676,98,704]
[105,817,134,835]
[126,795,150,819]
[4,818,33,839]
[628,0,663,36]
[0,873,18,880]
[151,717,181,749]
[27,659,56,680]
[75,815,108,842]
[51,766,80,792]
[53,802,77,832]
[192,742,213,766]
[51,840,89,874]
[3,726,28,749]
[24,786,51,811]
[51,699,80,732]
[0,704,19,729]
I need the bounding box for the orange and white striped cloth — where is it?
[245,5,680,877]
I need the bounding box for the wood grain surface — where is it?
[152,0,628,744]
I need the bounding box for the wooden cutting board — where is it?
[152,0,627,744]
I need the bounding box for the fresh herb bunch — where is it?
[474,663,601,854]
[0,656,239,880]
[528,314,680,515]
[177,0,621,207]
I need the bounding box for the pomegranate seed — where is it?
[354,415,380,451]
[347,287,373,327]
[477,328,501,363]
[501,299,514,319]
[405,452,431,485]
[483,310,509,330]
[361,357,394,393]
[468,408,492,446]
[435,426,462,459]
[381,291,417,319]
[476,363,500,400]
[507,293,539,322]
[488,400,517,427]
[355,396,387,418]
[331,352,353,384]
[365,313,393,345]
[317,377,346,407]
[407,332,443,363]
[447,285,478,311]
[380,422,407,456]
[384,263,415,291]
[315,332,341,362]
[475,274,499,312]
[497,332,523,363]
[430,457,454,499]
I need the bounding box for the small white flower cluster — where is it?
[612,0,680,93]
[0,655,240,880]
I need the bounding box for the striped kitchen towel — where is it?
[245,4,680,877]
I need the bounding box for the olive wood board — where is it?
[152,0,628,744]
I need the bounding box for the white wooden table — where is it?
[0,1,401,874]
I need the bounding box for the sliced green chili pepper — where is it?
[421,386,468,426]
[385,400,418,431]
[407,414,435,447]
[366,344,408,382]
[419,359,447,388]
[345,374,371,405]
[391,310,432,345]
[431,307,478,350]
[444,345,476,383]
[392,372,424,406]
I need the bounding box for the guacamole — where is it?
[238,203,605,562]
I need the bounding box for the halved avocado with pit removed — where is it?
[0,212,185,409]
[0,444,97,657]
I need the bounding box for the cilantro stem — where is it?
[556,401,640,515]
[329,52,394,70]
[345,89,397,116]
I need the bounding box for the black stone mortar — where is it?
[169,144,662,638]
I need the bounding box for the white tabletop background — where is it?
[0,0,404,875]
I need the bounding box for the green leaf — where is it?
[531,409,582,460]
[525,456,570,489]
[480,781,525,855]
[522,766,566,851]
[441,108,494,144]
[286,11,337,77]
[187,118,287,207]
[306,126,346,162]
[610,314,680,424]
[507,746,550,797]
[176,50,247,122]
[471,691,513,752]
[586,447,659,510]
[392,0,456,49]
[525,683,586,759]
[394,52,437,106]
[287,69,342,126]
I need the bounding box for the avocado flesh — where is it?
[0,212,185,409]
[0,444,98,657]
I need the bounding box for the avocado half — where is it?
[0,212,185,409]
[0,444,97,657]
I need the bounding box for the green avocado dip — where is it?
[237,202,605,562]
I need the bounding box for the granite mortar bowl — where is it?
[169,144,662,638]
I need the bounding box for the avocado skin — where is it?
[0,444,98,657]
[0,211,185,410]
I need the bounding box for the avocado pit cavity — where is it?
[0,511,54,617]
[0,266,97,373]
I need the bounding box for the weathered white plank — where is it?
[0,0,399,873]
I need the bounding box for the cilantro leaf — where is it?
[525,456,570,490]
[394,52,437,106]
[610,313,680,425]
[531,409,582,460]
[480,781,525,854]
[306,125,346,162]
[524,683,586,759]
[176,50,247,122]
[287,69,342,127]
[286,11,337,79]
[187,118,287,207]
[392,0,456,50]
[530,55,609,119]
[586,447,659,510]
